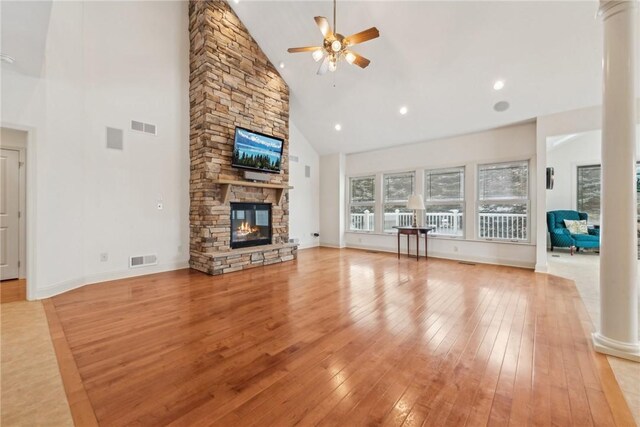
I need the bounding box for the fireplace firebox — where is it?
[230,202,272,249]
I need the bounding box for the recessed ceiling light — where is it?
[493,101,510,112]
[232,0,239,3]
[493,80,505,91]
[278,62,285,69]
[399,106,408,115]
[334,124,342,131]
[0,53,15,64]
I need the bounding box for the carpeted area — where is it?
[1,301,73,426]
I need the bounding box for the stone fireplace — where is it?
[230,202,272,249]
[188,0,297,275]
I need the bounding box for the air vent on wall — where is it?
[131,120,157,136]
[129,254,158,268]
[106,127,123,150]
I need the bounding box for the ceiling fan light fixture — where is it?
[312,49,324,62]
[345,52,356,64]
[287,0,380,75]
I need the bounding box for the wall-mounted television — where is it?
[232,127,284,174]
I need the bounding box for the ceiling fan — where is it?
[287,0,380,75]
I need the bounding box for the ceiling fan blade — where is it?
[348,51,371,69]
[317,56,329,75]
[287,46,322,53]
[344,27,380,46]
[314,16,333,39]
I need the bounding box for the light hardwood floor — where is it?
[46,247,635,426]
[1,301,73,426]
[1,278,26,303]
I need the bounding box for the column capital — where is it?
[598,0,637,21]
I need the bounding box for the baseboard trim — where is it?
[297,242,320,250]
[319,243,346,249]
[35,260,190,299]
[344,243,535,269]
[534,263,549,273]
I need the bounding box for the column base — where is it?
[592,332,640,362]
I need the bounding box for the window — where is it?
[383,172,415,232]
[349,176,375,231]
[577,165,601,224]
[424,167,465,237]
[478,160,529,241]
[576,162,640,225]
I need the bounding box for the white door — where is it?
[0,148,20,280]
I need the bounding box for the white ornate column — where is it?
[593,0,639,361]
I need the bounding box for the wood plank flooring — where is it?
[46,247,635,426]
[1,278,26,303]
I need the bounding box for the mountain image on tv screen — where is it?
[233,128,283,173]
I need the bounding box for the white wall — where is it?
[338,122,537,268]
[319,153,346,247]
[1,1,190,299]
[288,122,320,249]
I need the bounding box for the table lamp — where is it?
[407,194,425,228]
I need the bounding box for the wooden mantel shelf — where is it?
[212,179,293,204]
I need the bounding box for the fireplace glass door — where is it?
[230,202,272,249]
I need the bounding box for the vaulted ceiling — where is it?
[231,1,639,155]
[1,1,52,77]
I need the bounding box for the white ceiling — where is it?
[1,1,52,77]
[230,1,639,155]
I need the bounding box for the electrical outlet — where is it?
[358,238,362,243]
[178,245,183,253]
[100,252,109,262]
[453,246,459,252]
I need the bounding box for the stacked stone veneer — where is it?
[188,0,296,275]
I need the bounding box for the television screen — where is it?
[232,127,284,173]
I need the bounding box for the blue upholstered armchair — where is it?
[547,210,600,255]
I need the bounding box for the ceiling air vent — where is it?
[131,120,157,136]
[129,254,158,268]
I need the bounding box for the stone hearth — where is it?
[188,0,297,275]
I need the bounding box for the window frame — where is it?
[424,166,466,238]
[476,160,530,242]
[348,175,376,233]
[576,164,601,225]
[382,171,416,233]
[575,162,640,225]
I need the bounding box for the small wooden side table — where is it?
[393,226,436,261]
